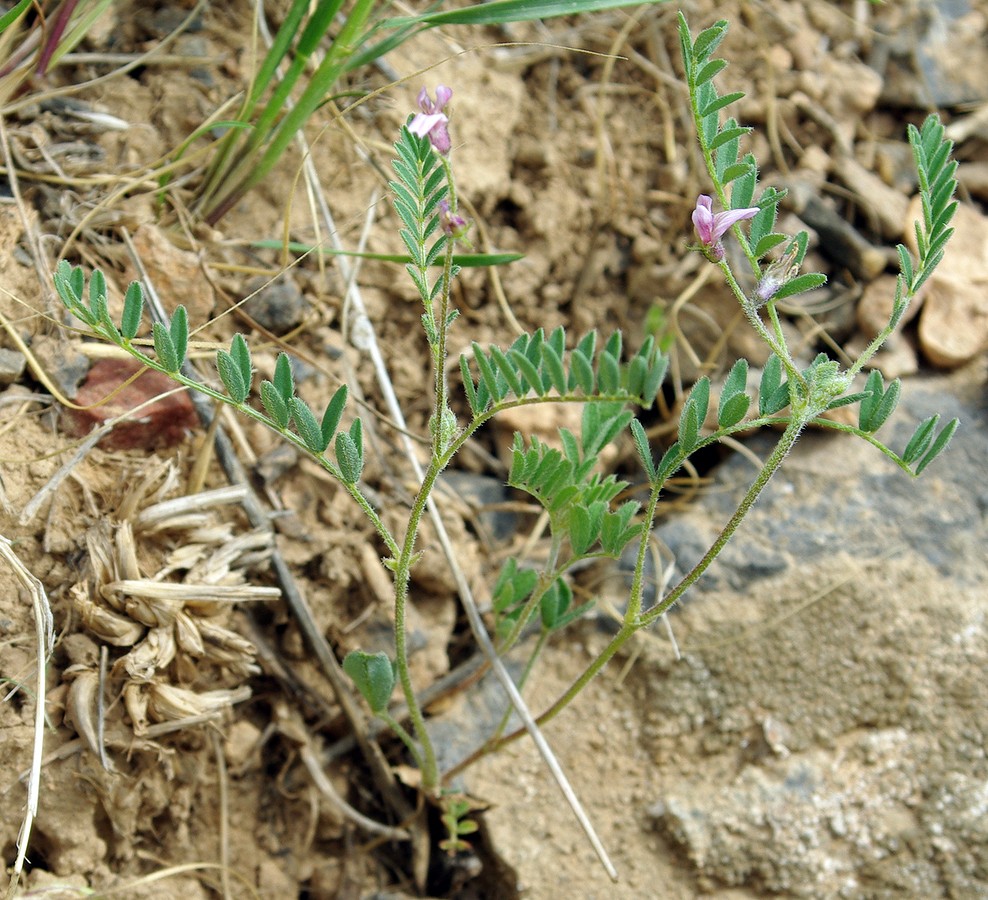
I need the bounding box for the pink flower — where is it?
[439,199,469,240]
[409,86,452,155]
[692,194,758,260]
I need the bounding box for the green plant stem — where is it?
[431,237,456,442]
[443,417,805,782]
[202,0,376,224]
[717,259,802,387]
[379,711,426,773]
[846,278,913,380]
[387,239,461,797]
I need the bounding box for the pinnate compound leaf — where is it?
[342,651,394,714]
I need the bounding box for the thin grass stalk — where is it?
[197,0,341,211]
[203,0,375,224]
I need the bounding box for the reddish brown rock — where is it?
[65,358,197,450]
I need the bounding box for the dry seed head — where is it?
[118,591,183,628]
[124,682,149,736]
[71,583,145,646]
[174,610,204,656]
[114,521,141,581]
[65,669,101,757]
[147,683,251,722]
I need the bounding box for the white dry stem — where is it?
[0,534,55,900]
[101,579,281,604]
[135,484,249,527]
[287,121,618,879]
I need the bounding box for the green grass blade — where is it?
[386,0,670,28]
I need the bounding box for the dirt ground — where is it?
[1,1,987,897]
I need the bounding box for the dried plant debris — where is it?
[64,461,276,747]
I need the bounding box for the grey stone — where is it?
[243,276,308,334]
[0,347,26,384]
[655,374,987,592]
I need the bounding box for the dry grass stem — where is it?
[0,535,54,900]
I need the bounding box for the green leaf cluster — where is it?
[390,124,450,305]
[857,370,900,434]
[461,329,667,416]
[55,261,145,349]
[901,414,959,475]
[491,559,539,643]
[889,115,959,329]
[678,14,823,301]
[853,368,957,474]
[490,560,593,644]
[438,794,479,856]
[52,264,363,482]
[508,403,642,559]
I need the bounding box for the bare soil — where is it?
[1,1,987,898]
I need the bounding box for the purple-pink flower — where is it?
[409,85,452,155]
[439,199,469,240]
[692,194,758,260]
